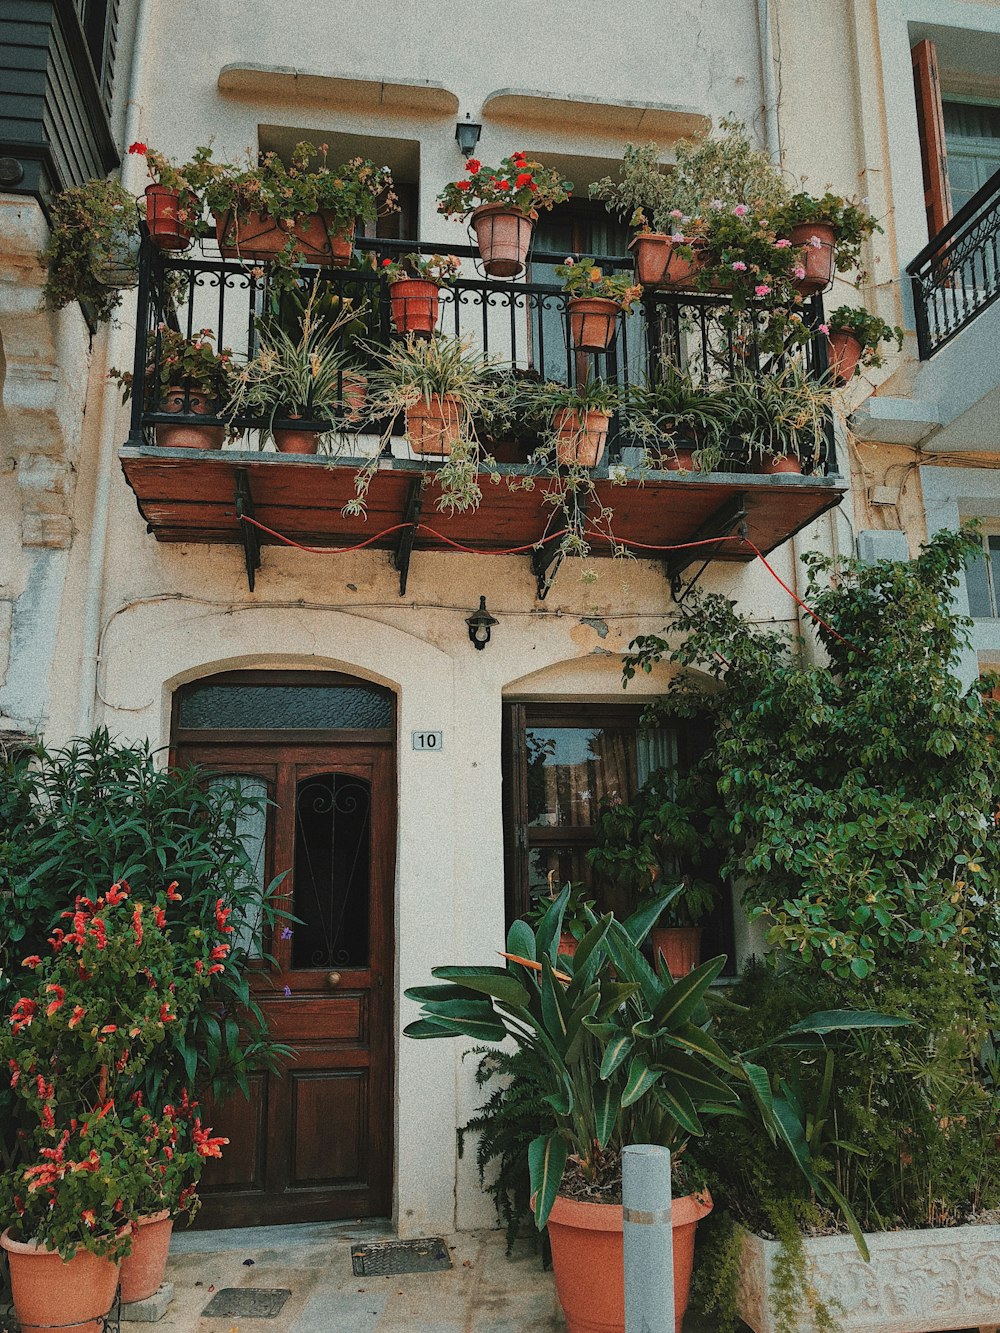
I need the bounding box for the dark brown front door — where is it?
[173,719,395,1227]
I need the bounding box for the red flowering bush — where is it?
[0,882,231,1257]
[437,151,572,219]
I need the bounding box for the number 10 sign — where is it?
[411,731,443,752]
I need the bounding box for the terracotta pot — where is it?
[273,421,320,454]
[155,386,224,450]
[215,211,353,265]
[628,232,672,287]
[557,932,579,958]
[145,185,193,251]
[827,329,863,384]
[389,278,441,334]
[568,296,619,352]
[471,203,533,278]
[662,240,708,290]
[788,221,837,294]
[651,927,703,978]
[2,1228,122,1333]
[758,452,803,474]
[545,1191,713,1333]
[120,1211,172,1305]
[342,372,368,421]
[553,408,610,468]
[662,447,698,472]
[405,393,462,457]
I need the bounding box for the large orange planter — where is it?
[145,185,194,251]
[553,408,610,468]
[471,204,533,278]
[546,1191,713,1333]
[389,279,441,334]
[789,221,837,294]
[628,233,672,287]
[120,1211,172,1305]
[758,452,803,475]
[273,423,320,454]
[662,240,708,290]
[214,211,353,265]
[568,296,619,352]
[405,393,462,456]
[827,329,863,384]
[651,927,702,978]
[155,386,224,450]
[1,1229,122,1333]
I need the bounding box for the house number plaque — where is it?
[411,731,444,751]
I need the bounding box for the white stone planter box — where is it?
[737,1223,1000,1333]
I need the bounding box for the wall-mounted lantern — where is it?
[465,595,498,650]
[455,115,483,156]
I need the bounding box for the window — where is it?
[965,532,1000,616]
[943,99,1000,213]
[503,702,735,967]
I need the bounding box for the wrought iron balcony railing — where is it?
[126,233,836,476]
[907,165,1000,358]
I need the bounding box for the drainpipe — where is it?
[76,0,156,733]
[757,0,781,164]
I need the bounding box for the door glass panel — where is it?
[178,682,392,730]
[292,773,371,969]
[526,727,637,827]
[208,774,268,959]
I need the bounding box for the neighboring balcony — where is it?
[118,235,845,598]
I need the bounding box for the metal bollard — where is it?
[623,1143,675,1333]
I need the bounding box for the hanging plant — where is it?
[41,177,141,322]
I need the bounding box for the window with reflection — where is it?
[207,774,268,959]
[292,773,371,969]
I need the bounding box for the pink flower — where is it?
[818,323,830,334]
[774,238,791,248]
[669,209,683,218]
[670,232,685,243]
[732,261,748,272]
[754,284,772,297]
[710,199,724,210]
[563,257,575,266]
[793,265,806,280]
[809,235,823,248]
[733,204,749,217]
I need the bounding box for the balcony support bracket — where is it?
[532,492,588,601]
[392,477,424,597]
[235,468,261,592]
[666,492,748,603]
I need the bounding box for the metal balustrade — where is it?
[907,165,1000,358]
[126,233,835,475]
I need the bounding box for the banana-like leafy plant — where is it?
[404,885,906,1248]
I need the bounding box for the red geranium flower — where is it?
[465,159,481,174]
[127,142,147,156]
[454,179,471,192]
[515,173,533,189]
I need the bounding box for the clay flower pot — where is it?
[758,452,803,475]
[273,418,320,454]
[405,393,462,457]
[553,408,611,468]
[662,240,708,290]
[2,1229,122,1333]
[568,296,620,352]
[557,933,578,958]
[389,278,441,335]
[788,221,838,294]
[629,232,672,287]
[215,212,353,265]
[545,1191,713,1333]
[145,185,193,251]
[471,203,533,278]
[651,927,702,978]
[662,447,698,472]
[342,372,368,422]
[120,1211,173,1305]
[827,329,863,384]
[156,386,224,449]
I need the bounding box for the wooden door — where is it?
[174,730,395,1227]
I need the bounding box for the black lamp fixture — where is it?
[455,114,483,156]
[466,595,498,650]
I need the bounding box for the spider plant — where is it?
[727,362,832,471]
[625,367,731,471]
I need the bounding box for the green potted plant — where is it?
[41,177,140,322]
[822,304,904,383]
[775,191,881,294]
[349,333,500,515]
[224,286,359,453]
[555,257,643,352]
[381,252,461,335]
[726,364,831,474]
[437,150,572,277]
[523,374,623,469]
[405,887,886,1333]
[111,327,235,449]
[0,880,229,1331]
[128,141,213,251]
[524,876,597,957]
[204,142,398,274]
[590,142,695,287]
[625,368,730,472]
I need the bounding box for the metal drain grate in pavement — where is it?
[201,1288,292,1318]
[351,1237,452,1276]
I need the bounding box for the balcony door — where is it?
[172,672,396,1227]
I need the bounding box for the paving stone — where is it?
[120,1283,174,1323]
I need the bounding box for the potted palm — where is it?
[382,252,461,335]
[823,305,904,384]
[438,150,572,278]
[42,177,141,322]
[128,142,212,250]
[625,368,730,472]
[111,327,235,449]
[204,143,398,275]
[555,258,642,352]
[405,888,884,1333]
[224,288,358,453]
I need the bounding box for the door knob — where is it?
[326,971,342,988]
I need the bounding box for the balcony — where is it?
[118,235,845,598]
